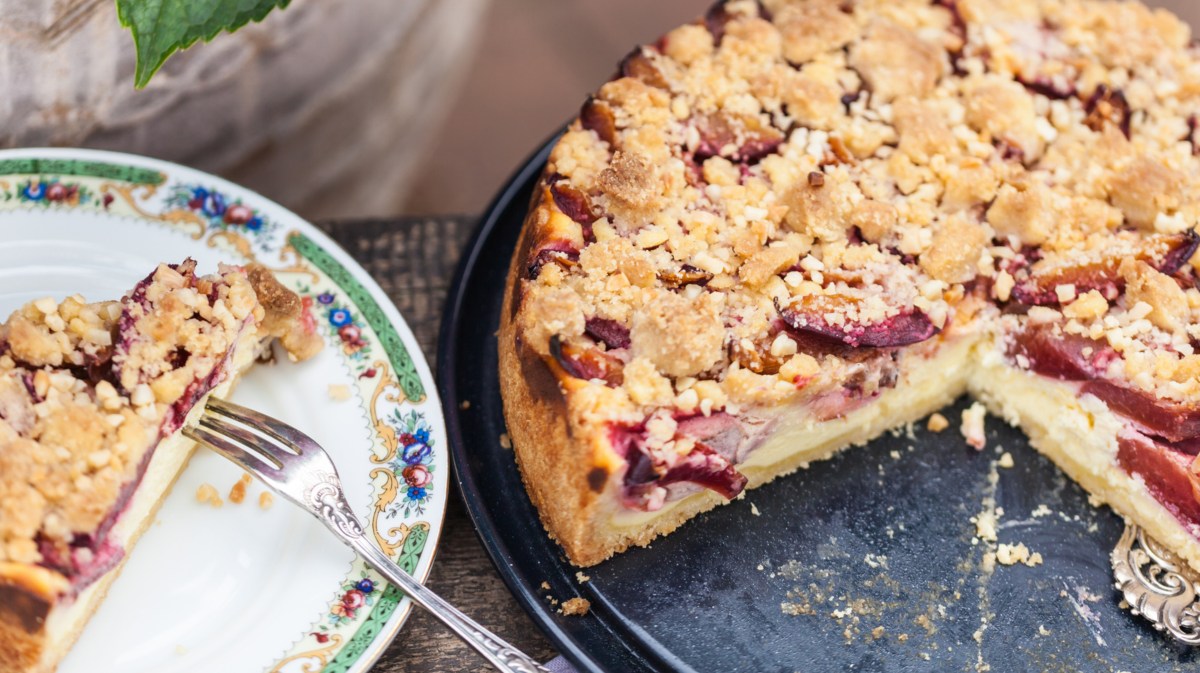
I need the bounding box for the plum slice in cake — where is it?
[500,0,1200,568]
[0,260,321,673]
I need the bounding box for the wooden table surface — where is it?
[317,217,559,673]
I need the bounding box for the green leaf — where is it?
[116,0,292,88]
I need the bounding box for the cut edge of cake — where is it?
[502,288,1200,572]
[0,261,322,673]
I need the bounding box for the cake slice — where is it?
[0,259,321,673]
[500,0,1200,569]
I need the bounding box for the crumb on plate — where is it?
[327,384,352,401]
[229,473,252,504]
[259,491,275,510]
[997,452,1014,469]
[195,483,223,508]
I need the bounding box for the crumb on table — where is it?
[540,581,551,591]
[195,483,224,508]
[499,433,512,449]
[560,597,591,616]
[997,451,1014,469]
[575,571,590,583]
[258,491,275,510]
[927,413,949,432]
[460,400,471,410]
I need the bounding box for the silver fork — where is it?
[183,397,551,673]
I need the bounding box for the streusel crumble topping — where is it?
[517,0,1200,421]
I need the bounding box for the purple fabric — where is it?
[544,656,579,673]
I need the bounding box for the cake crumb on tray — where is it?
[960,403,987,450]
[996,542,1043,567]
[560,597,591,616]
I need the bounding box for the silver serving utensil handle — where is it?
[1112,523,1200,644]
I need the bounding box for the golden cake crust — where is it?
[499,187,611,566]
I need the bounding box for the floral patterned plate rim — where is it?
[0,148,448,673]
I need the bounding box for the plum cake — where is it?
[0,260,321,673]
[499,0,1200,568]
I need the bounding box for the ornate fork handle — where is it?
[1112,523,1200,645]
[309,476,551,673]
[186,399,552,673]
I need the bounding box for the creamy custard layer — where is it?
[611,335,978,530]
[970,345,1200,573]
[606,333,1200,576]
